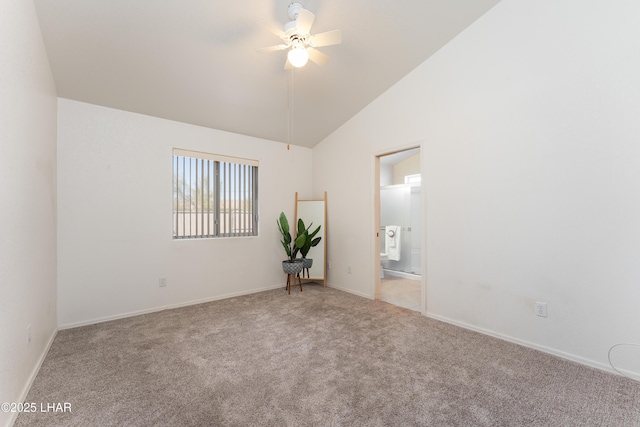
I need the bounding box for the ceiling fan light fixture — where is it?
[287,45,308,68]
[257,3,341,69]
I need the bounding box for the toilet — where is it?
[380,253,388,278]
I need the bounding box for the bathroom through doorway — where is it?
[375,147,424,313]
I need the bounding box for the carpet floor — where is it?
[16,284,640,426]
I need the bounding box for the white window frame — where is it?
[172,148,258,239]
[404,173,421,184]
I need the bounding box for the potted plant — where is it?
[298,219,322,277]
[277,212,307,276]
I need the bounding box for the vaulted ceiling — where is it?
[33,0,501,147]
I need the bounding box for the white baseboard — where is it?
[59,284,284,330]
[7,328,58,427]
[326,282,373,300]
[426,312,638,381]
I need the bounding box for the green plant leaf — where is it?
[308,225,321,239]
[278,212,294,259]
[278,212,290,234]
[295,233,307,249]
[280,240,291,257]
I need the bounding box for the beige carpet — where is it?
[16,284,640,426]
[379,276,421,312]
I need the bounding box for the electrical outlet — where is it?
[159,277,167,287]
[534,302,547,318]
[348,266,352,274]
[327,261,331,270]
[27,325,31,344]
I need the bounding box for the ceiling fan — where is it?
[256,2,342,69]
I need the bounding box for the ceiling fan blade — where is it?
[284,58,293,70]
[258,20,285,39]
[256,44,288,53]
[307,47,329,66]
[295,8,315,35]
[310,30,342,47]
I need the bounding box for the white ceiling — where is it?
[33,0,501,148]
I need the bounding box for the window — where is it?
[173,148,258,239]
[404,174,421,184]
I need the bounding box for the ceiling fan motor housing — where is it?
[287,2,304,21]
[283,20,298,36]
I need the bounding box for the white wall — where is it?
[313,0,640,377]
[57,99,312,328]
[0,0,58,425]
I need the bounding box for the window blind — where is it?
[172,148,258,239]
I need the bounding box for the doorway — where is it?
[375,147,424,313]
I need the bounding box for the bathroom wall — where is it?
[392,153,421,185]
[380,163,394,187]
